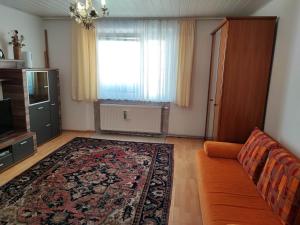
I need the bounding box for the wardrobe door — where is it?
[217,19,276,143]
[206,29,222,138]
[212,23,229,140]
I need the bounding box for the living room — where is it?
[0,0,299,225]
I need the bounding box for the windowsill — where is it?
[97,99,170,106]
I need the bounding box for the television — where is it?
[0,99,14,137]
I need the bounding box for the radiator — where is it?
[100,104,162,134]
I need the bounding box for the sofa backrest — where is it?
[257,148,300,225]
[238,127,280,183]
[238,127,300,225]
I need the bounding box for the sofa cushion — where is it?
[204,141,243,159]
[238,128,280,183]
[197,150,282,225]
[257,149,300,225]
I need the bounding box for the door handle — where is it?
[37,106,44,110]
[0,151,10,157]
[51,103,56,106]
[46,123,51,127]
[20,140,28,145]
[123,111,128,120]
[0,163,4,167]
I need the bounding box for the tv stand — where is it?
[0,130,15,142]
[0,131,36,172]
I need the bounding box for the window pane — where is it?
[96,20,179,102]
[98,39,141,100]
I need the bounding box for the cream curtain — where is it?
[176,20,196,107]
[71,22,97,101]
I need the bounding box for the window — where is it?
[97,20,179,102]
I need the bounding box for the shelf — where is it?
[0,59,24,62]
[0,60,25,69]
[0,131,35,150]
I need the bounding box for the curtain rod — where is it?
[42,16,223,21]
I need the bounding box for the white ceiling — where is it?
[0,0,273,18]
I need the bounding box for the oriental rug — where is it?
[0,137,174,225]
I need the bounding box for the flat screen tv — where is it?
[0,99,14,137]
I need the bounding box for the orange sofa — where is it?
[196,141,283,225]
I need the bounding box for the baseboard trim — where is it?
[97,130,165,138]
[166,134,205,139]
[62,130,205,140]
[62,129,96,133]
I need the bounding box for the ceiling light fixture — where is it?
[70,0,109,30]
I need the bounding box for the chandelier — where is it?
[69,0,109,29]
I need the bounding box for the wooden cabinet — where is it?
[0,149,14,172]
[0,68,61,146]
[0,132,36,172]
[205,17,277,143]
[28,69,61,145]
[12,136,34,162]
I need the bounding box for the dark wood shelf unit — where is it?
[0,68,62,146]
[0,68,61,173]
[0,131,36,149]
[0,131,37,172]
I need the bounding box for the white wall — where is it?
[0,4,44,67]
[44,19,220,135]
[253,0,300,157]
[44,20,95,131]
[168,20,220,136]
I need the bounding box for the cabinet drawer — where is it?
[0,148,11,158]
[0,153,14,172]
[35,124,52,145]
[29,102,51,130]
[12,137,34,162]
[29,102,50,111]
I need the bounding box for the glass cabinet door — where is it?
[27,71,49,105]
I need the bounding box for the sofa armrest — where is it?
[203,141,244,159]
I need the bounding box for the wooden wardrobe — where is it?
[205,17,277,143]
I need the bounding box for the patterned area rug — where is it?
[0,138,174,225]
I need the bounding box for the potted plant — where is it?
[9,30,25,60]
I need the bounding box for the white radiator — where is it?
[100,104,162,134]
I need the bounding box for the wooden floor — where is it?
[0,131,203,225]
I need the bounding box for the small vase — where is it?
[13,46,21,60]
